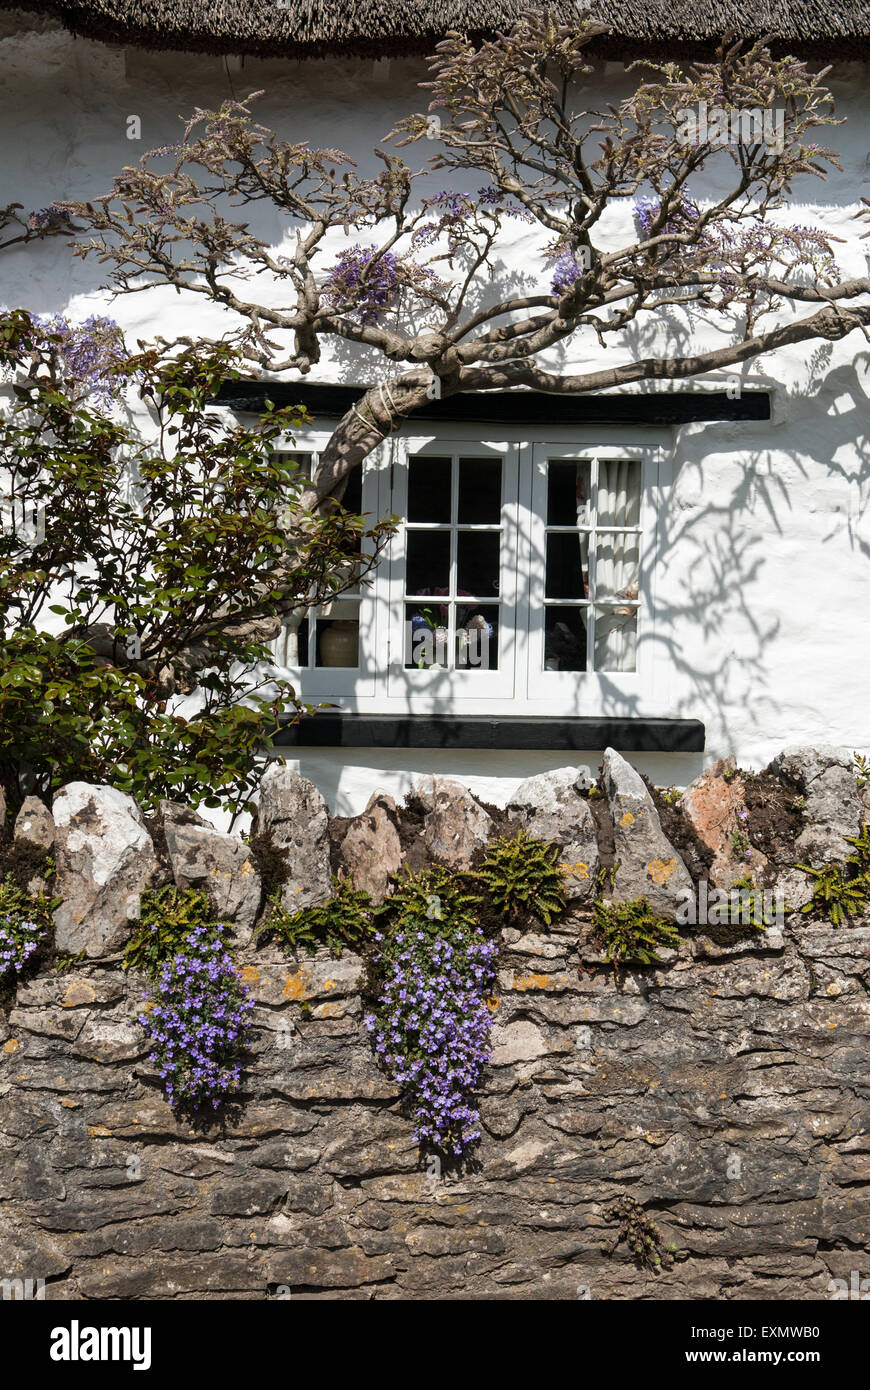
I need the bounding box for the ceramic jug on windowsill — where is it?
[319,619,359,667]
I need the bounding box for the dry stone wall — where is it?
[1,747,869,1300]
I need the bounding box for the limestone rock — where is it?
[254,763,332,911]
[415,776,493,870]
[14,796,56,851]
[769,746,861,867]
[601,747,692,917]
[162,803,261,946]
[52,784,158,958]
[680,757,767,889]
[337,793,402,906]
[508,766,599,901]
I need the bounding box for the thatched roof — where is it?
[4,1,869,59]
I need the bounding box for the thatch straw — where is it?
[4,1,868,59]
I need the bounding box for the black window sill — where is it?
[273,714,704,753]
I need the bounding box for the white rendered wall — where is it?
[1,20,869,814]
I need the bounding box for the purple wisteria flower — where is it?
[632,192,837,299]
[32,312,129,407]
[411,186,533,251]
[27,203,71,233]
[138,924,254,1112]
[369,918,498,1157]
[322,245,401,325]
[549,250,591,296]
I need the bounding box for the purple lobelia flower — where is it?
[138,923,254,1112]
[368,897,498,1157]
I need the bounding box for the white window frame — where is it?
[385,434,520,701]
[268,419,670,716]
[269,429,384,698]
[525,439,661,710]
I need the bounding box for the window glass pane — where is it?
[408,455,452,523]
[405,603,449,669]
[458,457,502,524]
[545,532,590,600]
[595,533,639,601]
[406,529,450,594]
[547,460,591,527]
[543,607,587,672]
[594,605,637,672]
[457,530,500,598]
[597,459,640,527]
[340,464,362,515]
[456,605,499,671]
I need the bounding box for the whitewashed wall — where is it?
[1,18,869,814]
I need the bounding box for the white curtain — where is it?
[590,459,639,672]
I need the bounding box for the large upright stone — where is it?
[254,763,332,911]
[161,802,262,945]
[507,767,599,901]
[601,748,692,918]
[337,793,402,906]
[52,784,158,958]
[414,776,493,870]
[769,746,861,867]
[680,757,767,889]
[13,796,55,851]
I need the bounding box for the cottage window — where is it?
[269,425,664,714]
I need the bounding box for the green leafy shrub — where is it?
[474,831,566,924]
[123,886,215,979]
[384,864,483,936]
[853,752,869,789]
[593,897,680,970]
[0,319,394,816]
[722,876,780,931]
[796,862,868,926]
[257,876,374,958]
[844,824,870,875]
[0,874,55,977]
[601,1195,675,1270]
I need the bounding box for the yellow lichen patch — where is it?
[283,970,312,1001]
[620,811,636,827]
[88,1125,112,1137]
[647,857,677,886]
[559,861,589,879]
[485,996,500,1011]
[240,965,259,984]
[510,974,551,992]
[3,1039,19,1053]
[313,1002,342,1019]
[62,979,97,1008]
[239,860,255,876]
[60,1097,78,1108]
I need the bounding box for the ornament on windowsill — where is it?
[319,619,359,667]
